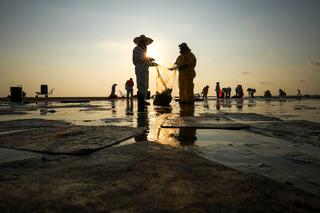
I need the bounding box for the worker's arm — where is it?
[169,55,186,71]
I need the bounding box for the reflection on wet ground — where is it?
[0,98,320,194]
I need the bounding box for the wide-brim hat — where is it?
[134,35,153,45]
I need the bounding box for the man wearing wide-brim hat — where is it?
[132,34,157,107]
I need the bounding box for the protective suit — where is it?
[132,35,156,109]
[132,45,151,96]
[175,50,197,103]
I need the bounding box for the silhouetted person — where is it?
[225,87,231,99]
[215,82,220,99]
[279,89,286,98]
[108,84,118,99]
[170,43,197,104]
[264,90,272,98]
[235,85,244,98]
[132,34,156,107]
[202,85,209,100]
[297,89,302,97]
[219,88,225,98]
[247,88,256,98]
[125,78,134,101]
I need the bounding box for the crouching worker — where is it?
[170,43,197,104]
[132,34,157,108]
[202,85,209,100]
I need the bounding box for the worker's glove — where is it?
[150,62,158,67]
[168,66,177,71]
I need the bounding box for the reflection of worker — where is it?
[170,43,197,104]
[125,78,134,101]
[179,104,196,146]
[236,99,244,110]
[132,35,157,107]
[202,85,209,100]
[135,108,149,142]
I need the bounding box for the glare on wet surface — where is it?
[0,98,320,195]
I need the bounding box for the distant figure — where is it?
[202,85,209,100]
[264,90,272,98]
[225,87,232,99]
[132,34,156,107]
[108,83,118,99]
[219,88,225,98]
[235,85,244,98]
[215,82,220,99]
[170,42,197,104]
[297,89,302,97]
[247,88,256,98]
[279,89,286,98]
[125,78,134,101]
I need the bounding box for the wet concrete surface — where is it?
[0,99,320,211]
[0,142,319,212]
[0,120,145,154]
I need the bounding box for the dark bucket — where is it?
[10,86,23,102]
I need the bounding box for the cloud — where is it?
[240,72,250,75]
[260,81,272,85]
[297,80,308,83]
[309,61,320,67]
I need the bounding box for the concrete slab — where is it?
[201,112,282,121]
[249,120,320,146]
[0,120,145,154]
[161,116,250,129]
[0,119,70,132]
[0,143,319,212]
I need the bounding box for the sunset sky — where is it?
[1,0,319,97]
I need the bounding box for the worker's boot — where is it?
[137,92,150,106]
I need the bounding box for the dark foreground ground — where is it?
[0,142,319,212]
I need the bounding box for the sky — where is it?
[0,0,320,97]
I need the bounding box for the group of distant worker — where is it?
[201,83,302,100]
[107,34,303,109]
[201,84,247,99]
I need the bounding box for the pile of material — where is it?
[153,65,176,106]
[153,89,172,106]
